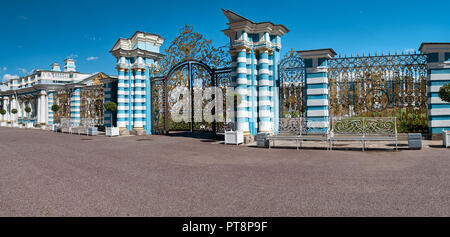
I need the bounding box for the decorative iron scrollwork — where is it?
[279,49,306,118]
[328,53,428,133]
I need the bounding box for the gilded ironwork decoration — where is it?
[54,89,71,123]
[278,49,306,133]
[332,117,397,135]
[80,84,104,126]
[328,53,428,133]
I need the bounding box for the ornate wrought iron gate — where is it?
[54,89,71,124]
[328,52,428,133]
[80,85,104,126]
[150,76,165,134]
[150,59,232,135]
[278,49,306,134]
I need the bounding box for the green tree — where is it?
[24,107,31,121]
[11,109,18,123]
[105,102,117,127]
[0,109,6,121]
[439,83,450,103]
[51,104,60,113]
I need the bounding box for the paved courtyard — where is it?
[0,127,449,216]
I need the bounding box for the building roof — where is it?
[419,42,450,52]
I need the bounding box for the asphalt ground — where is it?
[0,127,449,216]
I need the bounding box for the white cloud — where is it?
[18,68,28,74]
[19,15,28,20]
[86,56,99,61]
[3,66,7,71]
[67,54,78,59]
[3,74,18,80]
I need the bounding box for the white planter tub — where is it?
[106,127,120,137]
[443,130,450,148]
[0,121,6,127]
[225,131,244,145]
[26,123,34,128]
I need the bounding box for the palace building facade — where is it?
[0,59,111,127]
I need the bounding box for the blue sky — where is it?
[0,0,449,80]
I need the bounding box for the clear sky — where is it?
[0,0,449,80]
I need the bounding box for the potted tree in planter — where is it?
[11,109,18,127]
[105,101,119,136]
[439,83,450,147]
[51,104,60,131]
[24,106,34,128]
[224,93,243,145]
[0,109,6,126]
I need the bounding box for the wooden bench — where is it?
[330,117,398,151]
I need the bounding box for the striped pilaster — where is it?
[272,49,280,134]
[305,71,329,133]
[127,68,133,130]
[48,92,54,125]
[104,82,112,127]
[144,65,152,134]
[299,49,336,134]
[117,69,128,129]
[420,43,450,135]
[133,69,146,129]
[258,50,271,132]
[427,68,450,134]
[248,49,258,135]
[70,88,81,126]
[236,48,250,133]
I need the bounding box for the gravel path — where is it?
[0,127,449,216]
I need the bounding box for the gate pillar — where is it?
[298,49,336,133]
[419,43,450,138]
[110,31,164,135]
[222,9,288,136]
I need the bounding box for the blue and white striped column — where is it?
[145,63,152,134]
[258,49,272,132]
[103,82,112,127]
[48,92,54,125]
[117,68,128,130]
[419,43,450,137]
[70,87,81,126]
[299,49,336,134]
[133,69,146,129]
[127,67,133,130]
[249,49,258,135]
[236,48,250,134]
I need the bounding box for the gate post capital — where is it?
[419,42,450,69]
[298,48,336,74]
